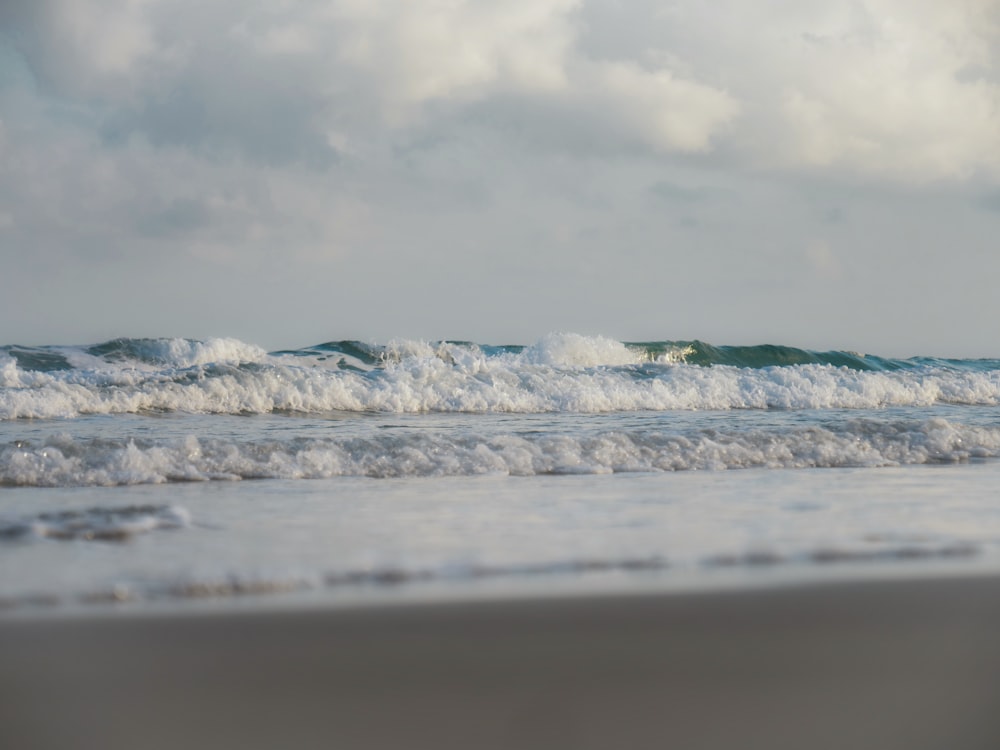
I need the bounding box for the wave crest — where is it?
[83,337,268,368]
[1,334,999,419]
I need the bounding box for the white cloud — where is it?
[769,0,1000,181]
[5,1,1000,182]
[584,61,740,153]
[5,0,741,157]
[654,0,1000,182]
[53,0,155,77]
[0,0,162,99]
[329,0,578,114]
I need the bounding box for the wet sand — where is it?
[3,576,1000,750]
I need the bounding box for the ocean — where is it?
[3,331,1000,615]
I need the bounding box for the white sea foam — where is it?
[3,419,997,486]
[519,333,646,367]
[0,356,21,388]
[128,337,268,368]
[0,357,997,419]
[1,335,999,419]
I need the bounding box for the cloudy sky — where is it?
[1,1,998,355]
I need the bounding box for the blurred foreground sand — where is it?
[3,576,1000,750]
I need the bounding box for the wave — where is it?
[7,333,999,374]
[2,333,999,419]
[1,337,269,373]
[2,418,996,486]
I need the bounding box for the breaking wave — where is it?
[2,418,996,486]
[2,333,999,419]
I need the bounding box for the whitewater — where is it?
[3,333,1000,420]
[2,333,1000,613]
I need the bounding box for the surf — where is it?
[2,333,999,419]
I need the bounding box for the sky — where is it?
[1,0,998,356]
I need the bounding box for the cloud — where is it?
[0,0,995,294]
[3,1,998,184]
[0,0,158,97]
[314,1,740,151]
[771,1,1000,181]
[577,0,1000,183]
[2,0,741,159]
[1,0,999,352]
[580,60,739,153]
[326,0,578,112]
[680,1,1000,182]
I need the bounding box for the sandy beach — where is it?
[3,575,1000,750]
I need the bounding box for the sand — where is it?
[3,575,1000,750]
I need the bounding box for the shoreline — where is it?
[3,575,1000,749]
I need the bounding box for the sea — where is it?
[3,332,1000,616]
